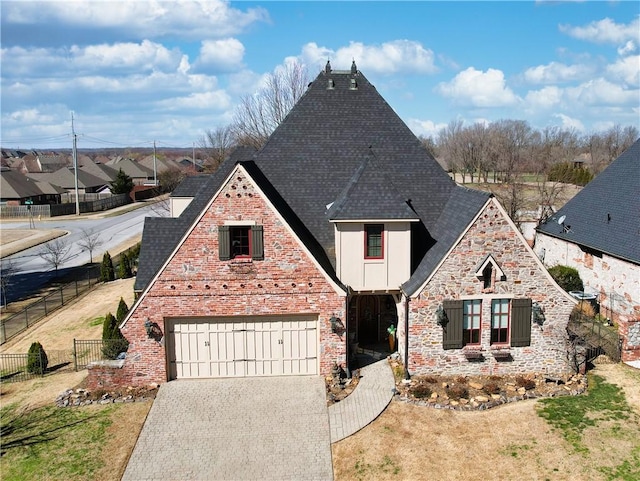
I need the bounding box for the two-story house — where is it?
[93,62,575,388]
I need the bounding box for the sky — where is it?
[1,1,639,151]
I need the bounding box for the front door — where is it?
[358,296,380,344]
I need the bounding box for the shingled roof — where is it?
[134,63,489,292]
[536,138,640,265]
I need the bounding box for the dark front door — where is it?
[358,296,379,344]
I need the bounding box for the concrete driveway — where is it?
[122,376,333,481]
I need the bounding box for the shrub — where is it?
[118,253,133,279]
[483,382,501,395]
[115,297,129,323]
[571,302,596,322]
[516,375,536,390]
[26,342,48,374]
[412,384,432,399]
[422,375,439,384]
[455,376,467,385]
[446,385,469,400]
[101,312,129,360]
[100,252,115,282]
[548,265,583,293]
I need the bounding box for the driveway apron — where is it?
[122,376,333,481]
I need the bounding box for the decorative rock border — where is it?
[56,385,159,407]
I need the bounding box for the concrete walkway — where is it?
[122,376,333,481]
[328,358,396,443]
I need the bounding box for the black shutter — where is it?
[442,300,464,350]
[218,225,230,260]
[251,225,264,260]
[510,298,532,347]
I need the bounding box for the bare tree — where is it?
[200,125,236,172]
[77,228,103,263]
[0,259,18,307]
[232,60,310,149]
[38,238,72,272]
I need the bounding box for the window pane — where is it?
[230,227,250,257]
[491,299,510,343]
[463,300,481,345]
[365,224,383,258]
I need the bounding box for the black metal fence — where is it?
[568,314,622,362]
[0,340,126,384]
[73,339,126,371]
[0,349,73,383]
[1,272,100,345]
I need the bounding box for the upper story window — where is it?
[231,227,250,258]
[218,225,264,261]
[365,224,383,259]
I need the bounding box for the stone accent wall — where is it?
[404,199,575,378]
[93,166,346,388]
[620,320,640,362]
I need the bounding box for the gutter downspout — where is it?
[344,286,352,378]
[402,290,411,380]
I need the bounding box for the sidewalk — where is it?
[328,358,396,443]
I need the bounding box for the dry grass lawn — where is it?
[332,363,640,481]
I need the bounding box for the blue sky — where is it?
[1,1,638,150]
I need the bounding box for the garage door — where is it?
[167,316,318,379]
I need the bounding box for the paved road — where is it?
[122,376,334,481]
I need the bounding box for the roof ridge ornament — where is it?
[325,60,331,74]
[351,59,357,75]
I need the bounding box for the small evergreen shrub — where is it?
[100,252,115,282]
[101,312,129,360]
[115,297,129,323]
[548,265,583,293]
[118,253,133,279]
[26,342,48,374]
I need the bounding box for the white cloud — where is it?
[523,61,593,84]
[407,118,448,138]
[300,40,438,74]
[525,86,563,110]
[197,39,245,71]
[70,40,183,73]
[559,17,640,45]
[606,55,640,87]
[617,40,637,56]
[154,90,232,111]
[552,113,585,132]
[436,68,520,107]
[565,78,639,105]
[3,0,269,40]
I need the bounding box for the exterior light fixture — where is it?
[436,305,448,327]
[330,316,344,334]
[532,302,546,326]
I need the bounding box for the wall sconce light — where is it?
[330,316,344,334]
[144,318,164,343]
[532,302,545,326]
[436,305,448,328]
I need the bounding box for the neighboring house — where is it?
[106,157,155,185]
[169,174,210,217]
[95,63,575,388]
[78,158,119,184]
[536,139,640,362]
[27,167,109,195]
[0,168,64,205]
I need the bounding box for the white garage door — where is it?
[167,316,318,379]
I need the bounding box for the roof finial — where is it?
[351,59,357,74]
[325,60,331,74]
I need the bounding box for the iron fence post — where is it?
[73,338,78,372]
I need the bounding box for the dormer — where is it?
[327,152,418,291]
[474,254,506,293]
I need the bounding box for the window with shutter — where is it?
[510,298,532,347]
[442,300,464,350]
[218,224,264,261]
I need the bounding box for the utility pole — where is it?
[71,112,80,216]
[153,140,157,186]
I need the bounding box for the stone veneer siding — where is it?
[534,233,640,362]
[94,167,346,388]
[404,199,575,378]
